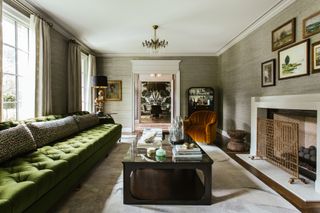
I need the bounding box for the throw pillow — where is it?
[27,116,79,147]
[73,114,100,131]
[0,124,37,163]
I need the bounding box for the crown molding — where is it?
[216,0,296,56]
[98,0,295,58]
[97,52,218,57]
[24,0,95,54]
[26,0,295,57]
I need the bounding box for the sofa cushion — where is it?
[0,125,37,164]
[73,114,99,131]
[0,123,121,212]
[26,116,79,147]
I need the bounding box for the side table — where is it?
[99,113,117,124]
[227,130,247,152]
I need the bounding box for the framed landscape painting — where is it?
[278,40,310,80]
[303,11,320,38]
[106,80,122,101]
[272,18,296,51]
[312,41,320,73]
[261,59,276,87]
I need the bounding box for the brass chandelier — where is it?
[142,25,168,52]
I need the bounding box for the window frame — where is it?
[2,3,30,121]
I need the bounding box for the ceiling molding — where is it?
[97,52,218,57]
[26,0,295,57]
[216,0,296,56]
[25,0,95,54]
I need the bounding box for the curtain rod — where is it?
[11,0,53,27]
[69,39,90,55]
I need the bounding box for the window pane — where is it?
[3,45,16,74]
[17,50,29,77]
[2,103,17,121]
[81,53,89,111]
[3,17,15,46]
[2,9,32,121]
[3,74,17,121]
[17,24,28,52]
[3,74,16,98]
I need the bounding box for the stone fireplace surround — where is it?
[248,93,320,201]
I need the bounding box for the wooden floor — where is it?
[140,115,171,123]
[134,122,170,132]
[216,133,320,213]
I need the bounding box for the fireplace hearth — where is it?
[250,93,320,200]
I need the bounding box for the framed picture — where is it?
[261,59,276,87]
[278,40,310,80]
[106,80,122,101]
[272,18,296,51]
[303,11,320,39]
[312,41,320,73]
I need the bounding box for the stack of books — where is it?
[172,144,202,161]
[137,128,163,148]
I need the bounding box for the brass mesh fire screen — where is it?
[256,118,305,183]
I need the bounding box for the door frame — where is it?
[131,60,181,131]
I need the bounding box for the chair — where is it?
[183,110,217,144]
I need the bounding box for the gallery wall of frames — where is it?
[261,11,320,87]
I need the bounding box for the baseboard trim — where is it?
[122,128,133,133]
[217,128,230,138]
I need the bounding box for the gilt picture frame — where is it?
[303,11,320,39]
[272,18,296,51]
[261,59,276,87]
[312,41,320,73]
[278,40,310,80]
[106,80,122,101]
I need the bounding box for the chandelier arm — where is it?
[142,25,168,51]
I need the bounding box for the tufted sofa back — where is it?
[0,111,90,132]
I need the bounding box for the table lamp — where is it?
[91,76,108,116]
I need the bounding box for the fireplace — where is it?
[250,93,320,194]
[256,109,317,182]
[269,109,317,181]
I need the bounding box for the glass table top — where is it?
[122,139,213,164]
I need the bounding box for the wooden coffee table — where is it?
[122,141,213,205]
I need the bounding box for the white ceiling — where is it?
[28,0,291,56]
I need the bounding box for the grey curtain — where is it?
[30,15,52,117]
[0,0,2,121]
[67,41,82,113]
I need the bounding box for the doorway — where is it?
[131,60,181,132]
[139,75,172,124]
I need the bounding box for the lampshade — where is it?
[91,76,108,88]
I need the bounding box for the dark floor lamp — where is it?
[91,76,108,116]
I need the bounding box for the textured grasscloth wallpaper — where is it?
[51,0,320,134]
[218,0,320,134]
[96,57,219,129]
[51,29,68,115]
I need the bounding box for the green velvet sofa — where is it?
[0,112,122,213]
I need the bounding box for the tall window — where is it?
[2,5,33,121]
[81,52,89,111]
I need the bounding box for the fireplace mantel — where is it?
[251,93,320,193]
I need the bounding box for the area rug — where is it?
[54,142,299,213]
